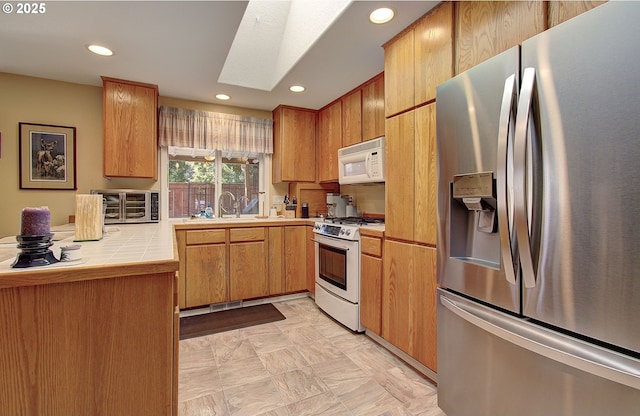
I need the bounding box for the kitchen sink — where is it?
[182,217,260,223]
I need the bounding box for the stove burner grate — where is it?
[323,216,385,226]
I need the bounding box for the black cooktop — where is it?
[323,216,385,225]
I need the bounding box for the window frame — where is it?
[160,147,269,220]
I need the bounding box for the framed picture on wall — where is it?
[19,122,77,190]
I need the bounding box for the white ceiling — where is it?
[0,1,439,111]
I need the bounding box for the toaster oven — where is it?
[90,189,159,223]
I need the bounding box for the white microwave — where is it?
[338,136,385,185]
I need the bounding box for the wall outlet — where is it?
[272,195,285,205]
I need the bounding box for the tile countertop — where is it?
[172,216,318,230]
[0,222,179,289]
[0,218,318,289]
[0,217,382,289]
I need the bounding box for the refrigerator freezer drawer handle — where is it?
[496,73,518,285]
[440,293,640,390]
[514,67,537,289]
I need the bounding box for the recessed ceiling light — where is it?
[369,7,395,24]
[216,94,231,101]
[87,44,114,56]
[289,85,305,93]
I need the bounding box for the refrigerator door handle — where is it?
[514,67,537,289]
[440,292,640,390]
[496,73,518,285]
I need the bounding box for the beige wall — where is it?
[0,72,138,237]
[0,72,274,238]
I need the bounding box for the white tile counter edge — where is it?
[0,222,177,273]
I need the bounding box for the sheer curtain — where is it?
[158,106,273,155]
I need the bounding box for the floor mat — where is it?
[179,303,286,340]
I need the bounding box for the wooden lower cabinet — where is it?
[284,226,306,292]
[182,229,227,308]
[230,241,268,300]
[361,254,383,334]
[186,244,227,306]
[306,225,315,293]
[360,232,384,335]
[382,240,437,371]
[178,224,309,308]
[268,227,285,295]
[268,226,307,295]
[0,272,178,415]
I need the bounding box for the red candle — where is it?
[20,206,51,236]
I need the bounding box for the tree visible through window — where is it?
[168,154,260,218]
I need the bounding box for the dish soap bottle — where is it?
[204,203,214,218]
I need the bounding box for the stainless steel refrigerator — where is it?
[436,3,640,415]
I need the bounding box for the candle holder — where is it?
[10,233,59,268]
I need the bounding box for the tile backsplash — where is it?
[340,184,385,216]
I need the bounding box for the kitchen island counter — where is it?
[0,221,179,289]
[0,221,179,416]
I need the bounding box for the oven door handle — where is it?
[311,239,350,251]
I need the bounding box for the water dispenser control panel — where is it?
[453,172,494,199]
[452,172,496,233]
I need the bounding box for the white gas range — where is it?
[312,217,384,332]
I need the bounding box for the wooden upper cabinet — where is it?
[362,73,385,141]
[272,105,317,183]
[414,103,437,246]
[548,1,606,28]
[384,111,415,242]
[414,2,454,106]
[455,1,545,74]
[317,100,342,182]
[384,28,415,117]
[341,89,362,147]
[102,77,158,179]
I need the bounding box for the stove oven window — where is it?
[318,244,347,290]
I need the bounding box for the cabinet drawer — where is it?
[230,227,265,242]
[361,236,383,257]
[186,229,226,245]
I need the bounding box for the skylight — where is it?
[218,0,351,91]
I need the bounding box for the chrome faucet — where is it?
[218,191,235,218]
[235,195,248,217]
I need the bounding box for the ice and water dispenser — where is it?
[449,172,501,268]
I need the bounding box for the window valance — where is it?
[159,106,273,154]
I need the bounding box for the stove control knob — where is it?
[345,230,351,236]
